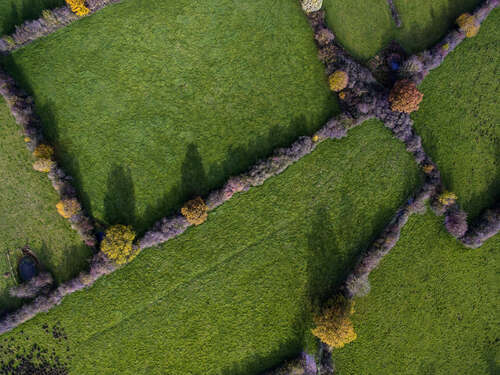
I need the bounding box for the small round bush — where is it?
[311,294,357,348]
[181,197,208,225]
[438,191,457,206]
[33,159,55,173]
[301,0,323,13]
[56,199,81,219]
[389,79,424,113]
[65,0,90,16]
[456,13,479,38]
[100,225,138,265]
[33,144,54,160]
[328,71,348,92]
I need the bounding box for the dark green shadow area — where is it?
[0,119,422,374]
[3,0,337,236]
[323,0,482,60]
[0,0,64,35]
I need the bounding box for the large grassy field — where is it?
[324,0,482,60]
[0,102,91,311]
[0,0,498,374]
[329,9,500,375]
[0,120,422,374]
[333,212,499,375]
[3,0,336,235]
[412,9,500,220]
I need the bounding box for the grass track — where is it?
[4,0,336,235]
[0,102,91,311]
[0,120,421,374]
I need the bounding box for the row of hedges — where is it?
[0,66,97,247]
[294,0,499,360]
[0,0,121,53]
[399,0,498,85]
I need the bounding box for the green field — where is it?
[0,102,91,311]
[3,0,336,235]
[333,212,499,375]
[324,0,482,60]
[412,9,500,220]
[0,0,498,374]
[0,120,421,374]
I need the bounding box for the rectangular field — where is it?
[0,120,422,374]
[3,0,336,234]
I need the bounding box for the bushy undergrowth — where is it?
[100,225,138,265]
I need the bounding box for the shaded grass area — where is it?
[333,213,499,375]
[412,10,500,220]
[0,120,421,374]
[4,0,336,235]
[0,0,64,35]
[323,0,482,60]
[0,102,91,311]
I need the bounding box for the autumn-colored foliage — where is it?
[301,0,323,13]
[388,79,423,113]
[311,294,357,348]
[456,13,479,38]
[33,159,55,173]
[328,70,348,92]
[65,0,90,16]
[438,191,458,206]
[33,144,54,159]
[181,197,208,225]
[56,199,81,219]
[100,225,138,265]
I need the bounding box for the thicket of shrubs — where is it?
[0,252,115,334]
[388,80,424,113]
[0,0,122,53]
[0,67,97,247]
[9,272,53,299]
[398,0,497,85]
[312,295,357,349]
[100,225,138,265]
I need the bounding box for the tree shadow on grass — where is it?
[140,113,326,235]
[1,0,65,35]
[104,165,136,227]
[219,314,308,375]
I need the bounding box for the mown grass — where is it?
[323,0,482,60]
[332,212,499,375]
[3,0,336,235]
[0,0,64,35]
[0,102,91,311]
[412,9,500,220]
[0,120,422,374]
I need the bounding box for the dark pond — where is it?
[18,256,39,282]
